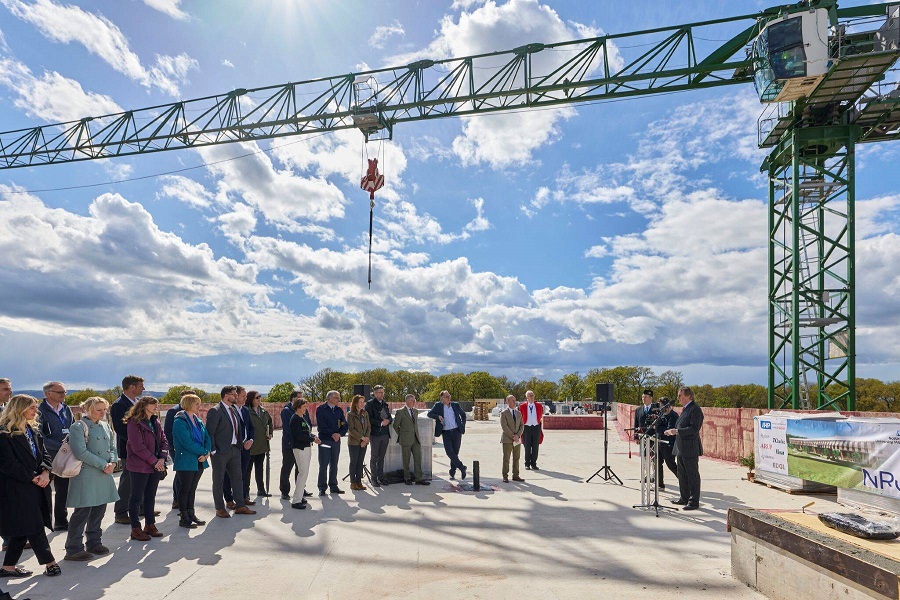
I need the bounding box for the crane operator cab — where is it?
[752,8,831,103]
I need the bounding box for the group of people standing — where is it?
[0,374,549,597]
[632,386,705,510]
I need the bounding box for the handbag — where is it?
[50,421,90,478]
[153,422,168,481]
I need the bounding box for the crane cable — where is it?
[361,139,386,289]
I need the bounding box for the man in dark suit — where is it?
[365,385,393,487]
[111,375,146,524]
[223,386,255,508]
[393,394,428,485]
[633,389,657,439]
[207,386,256,518]
[38,381,74,531]
[427,390,467,479]
[653,398,679,490]
[665,386,704,510]
[280,390,304,500]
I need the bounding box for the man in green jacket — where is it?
[393,395,429,485]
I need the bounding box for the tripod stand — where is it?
[586,401,622,485]
[342,463,372,483]
[632,426,676,517]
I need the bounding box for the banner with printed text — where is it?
[756,416,900,498]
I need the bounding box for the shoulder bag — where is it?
[50,421,90,478]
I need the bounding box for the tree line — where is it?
[60,369,899,412]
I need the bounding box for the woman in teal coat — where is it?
[172,394,211,529]
[65,397,119,561]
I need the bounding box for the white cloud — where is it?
[369,20,405,49]
[0,56,122,122]
[0,188,320,357]
[221,59,235,68]
[142,0,189,21]
[391,0,617,169]
[1,0,198,96]
[157,175,216,209]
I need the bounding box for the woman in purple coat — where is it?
[124,396,168,542]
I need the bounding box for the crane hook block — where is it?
[360,158,385,200]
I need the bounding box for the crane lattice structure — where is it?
[0,1,897,410]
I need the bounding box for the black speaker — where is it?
[353,384,371,400]
[595,383,614,409]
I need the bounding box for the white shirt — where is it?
[525,402,538,426]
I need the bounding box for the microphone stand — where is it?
[632,415,676,516]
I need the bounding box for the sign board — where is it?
[756,414,900,498]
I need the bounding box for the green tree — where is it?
[467,371,505,400]
[298,368,348,403]
[522,377,557,401]
[422,373,471,403]
[655,370,685,401]
[557,372,586,402]
[160,385,203,405]
[65,389,99,406]
[267,381,297,406]
[396,370,437,400]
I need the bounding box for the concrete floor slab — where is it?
[3,420,842,599]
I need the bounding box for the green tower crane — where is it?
[0,1,897,410]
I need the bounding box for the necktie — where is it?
[228,406,239,442]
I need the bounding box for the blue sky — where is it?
[0,0,897,391]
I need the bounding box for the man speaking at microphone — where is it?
[665,387,704,510]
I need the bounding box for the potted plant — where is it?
[739,452,755,482]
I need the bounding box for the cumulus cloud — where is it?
[221,58,234,68]
[369,20,405,49]
[1,0,198,96]
[0,187,318,357]
[0,56,122,122]
[390,0,617,169]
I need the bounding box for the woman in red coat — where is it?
[125,396,168,542]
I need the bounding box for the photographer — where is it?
[632,390,657,439]
[653,398,679,490]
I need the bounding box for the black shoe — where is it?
[415,480,430,485]
[330,488,345,495]
[460,466,467,480]
[291,502,307,510]
[670,498,688,505]
[179,512,197,529]
[372,480,382,487]
[381,480,391,486]
[405,480,413,485]
[531,464,539,471]
[0,567,32,578]
[525,464,532,470]
[449,470,456,480]
[683,504,700,511]
[303,491,313,498]
[319,490,327,496]
[281,493,290,500]
[659,484,666,490]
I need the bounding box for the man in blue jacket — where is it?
[427,390,467,480]
[315,390,348,495]
[39,381,74,530]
